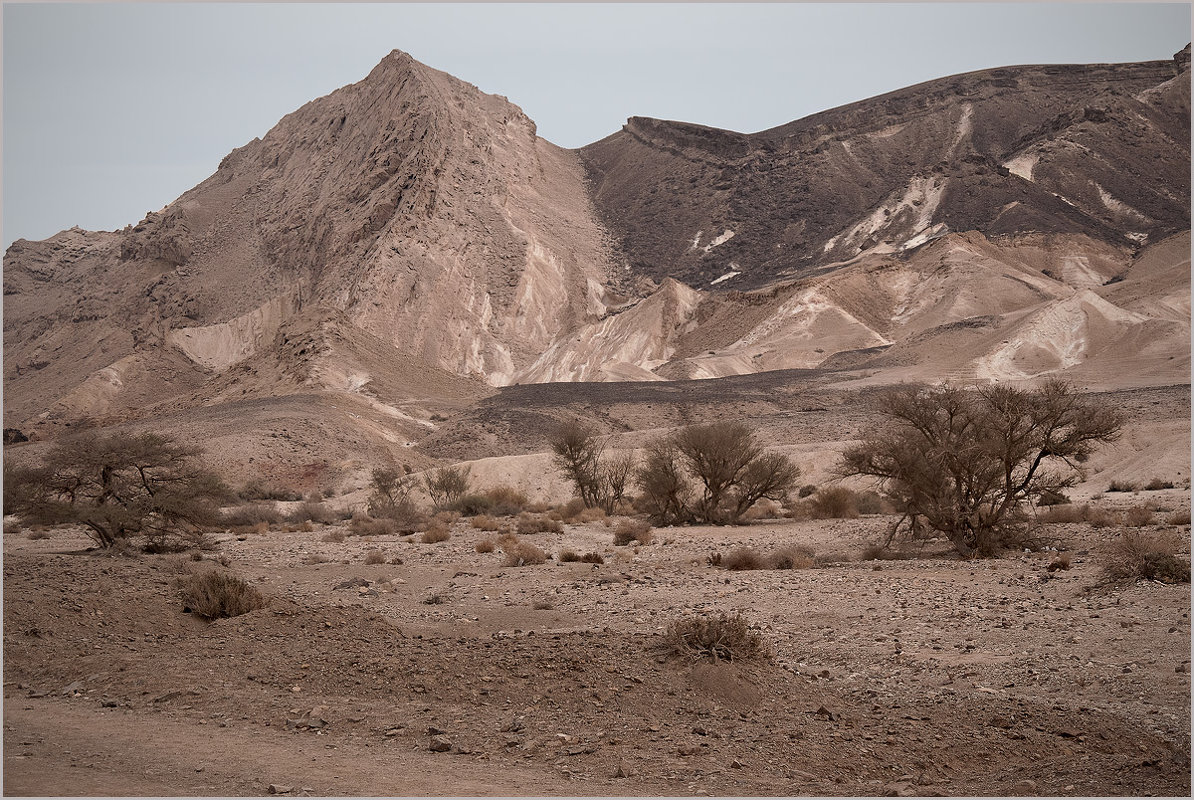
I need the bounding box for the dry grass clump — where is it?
[741,498,783,521]
[348,514,399,537]
[24,528,51,541]
[557,498,606,523]
[769,544,815,570]
[303,553,332,565]
[806,486,860,519]
[363,550,387,565]
[499,535,546,567]
[1145,478,1176,491]
[237,481,303,502]
[558,548,580,562]
[475,538,496,553]
[664,612,769,662]
[321,529,346,543]
[1121,505,1156,527]
[469,514,502,531]
[516,512,564,535]
[613,518,653,546]
[720,547,766,570]
[286,500,340,525]
[1039,504,1089,524]
[179,570,265,619]
[419,521,451,544]
[580,552,605,564]
[1086,507,1121,528]
[1107,480,1139,493]
[532,600,555,610]
[813,550,855,566]
[1167,510,1191,526]
[1102,530,1190,584]
[221,503,283,528]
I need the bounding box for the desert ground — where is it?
[4,404,1190,796]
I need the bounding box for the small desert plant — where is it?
[499,536,546,567]
[806,486,860,519]
[720,547,766,571]
[574,506,608,524]
[798,484,818,498]
[1121,505,1156,528]
[367,467,424,525]
[1039,504,1090,524]
[363,550,387,565]
[859,542,888,560]
[179,570,265,619]
[420,521,451,544]
[664,612,769,662]
[423,464,472,510]
[1167,510,1191,526]
[613,518,653,546]
[516,512,564,535]
[348,514,399,537]
[558,548,580,562]
[482,485,530,517]
[25,528,51,541]
[469,514,502,531]
[1086,508,1121,528]
[769,544,815,570]
[1037,488,1071,506]
[1145,478,1176,491]
[532,600,555,610]
[221,503,284,528]
[475,538,496,553]
[237,481,303,502]
[742,498,783,521]
[286,501,338,525]
[1102,530,1190,584]
[854,490,886,516]
[1107,480,1139,493]
[580,551,605,564]
[303,553,332,565]
[558,498,587,521]
[322,529,346,543]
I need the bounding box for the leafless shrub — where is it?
[286,501,338,525]
[1107,480,1139,493]
[558,498,587,521]
[423,464,472,510]
[1087,508,1121,528]
[469,514,502,531]
[558,548,580,562]
[303,553,332,565]
[1102,530,1190,584]
[549,421,634,514]
[367,467,425,526]
[516,512,563,535]
[499,536,546,567]
[1167,510,1191,526]
[798,484,817,498]
[25,528,51,541]
[741,498,783,521]
[221,503,283,528]
[420,521,451,544]
[580,552,604,564]
[322,529,346,543]
[475,538,496,553]
[769,544,815,570]
[1145,478,1176,491]
[348,514,400,537]
[613,518,653,546]
[664,613,769,662]
[574,506,607,524]
[841,381,1123,557]
[720,547,765,571]
[806,486,860,519]
[237,481,302,502]
[179,570,266,619]
[1122,505,1156,527]
[482,485,529,517]
[363,550,387,565]
[1039,504,1090,524]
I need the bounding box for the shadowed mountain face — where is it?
[3,47,1189,471]
[581,50,1190,291]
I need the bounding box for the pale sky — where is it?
[3,2,1191,249]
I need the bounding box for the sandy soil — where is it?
[4,492,1190,797]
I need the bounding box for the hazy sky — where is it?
[3,2,1190,248]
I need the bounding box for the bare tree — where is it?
[549,421,634,514]
[422,464,472,509]
[5,430,227,550]
[636,421,799,525]
[367,466,421,524]
[840,380,1124,556]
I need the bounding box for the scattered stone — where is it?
[427,725,446,736]
[61,681,85,697]
[429,735,453,752]
[987,716,1015,729]
[334,578,371,590]
[285,708,329,731]
[730,758,746,769]
[613,762,632,778]
[267,785,292,795]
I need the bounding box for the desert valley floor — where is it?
[4,433,1190,796]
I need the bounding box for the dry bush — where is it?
[1107,480,1139,493]
[664,613,769,662]
[859,542,888,561]
[1086,508,1121,528]
[720,547,765,571]
[1047,552,1072,571]
[286,501,339,525]
[221,503,283,528]
[549,421,634,514]
[349,515,399,537]
[798,484,818,498]
[420,521,451,544]
[500,536,546,567]
[25,528,51,541]
[613,518,653,546]
[1039,504,1090,524]
[1037,488,1071,506]
[806,486,860,519]
[769,544,815,570]
[1102,530,1190,584]
[470,514,502,531]
[423,464,472,510]
[475,538,496,554]
[321,529,346,543]
[1145,478,1176,491]
[558,548,580,562]
[1122,505,1156,527]
[433,510,461,525]
[363,550,386,565]
[484,485,529,517]
[238,481,303,502]
[558,498,586,521]
[1167,510,1191,526]
[813,550,854,566]
[575,506,607,524]
[303,553,332,565]
[741,498,783,521]
[580,552,605,564]
[516,512,564,535]
[179,570,265,619]
[854,490,887,516]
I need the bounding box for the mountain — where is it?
[3,47,1188,480]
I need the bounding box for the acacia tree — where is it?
[840,380,1124,556]
[422,464,471,510]
[549,421,633,514]
[5,430,227,550]
[636,421,799,525]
